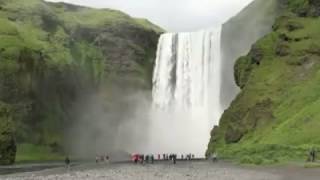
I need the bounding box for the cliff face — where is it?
[0,0,161,164]
[220,0,280,109]
[208,0,320,164]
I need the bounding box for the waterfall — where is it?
[150,27,222,156]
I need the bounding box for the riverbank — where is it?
[2,161,320,180]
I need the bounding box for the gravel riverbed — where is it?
[2,161,320,180]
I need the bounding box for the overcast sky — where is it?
[45,0,254,32]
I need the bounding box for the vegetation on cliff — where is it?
[208,0,320,165]
[0,0,161,164]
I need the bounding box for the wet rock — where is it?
[309,0,320,7]
[234,56,253,89]
[279,33,292,42]
[309,0,320,16]
[275,42,290,56]
[286,22,304,32]
[0,103,16,165]
[0,137,16,165]
[225,128,244,144]
[250,46,264,65]
[306,43,320,56]
[210,126,219,140]
[297,7,309,17]
[207,126,220,152]
[224,99,274,144]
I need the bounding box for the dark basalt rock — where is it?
[0,104,16,165]
[224,99,274,144]
[210,126,220,142]
[309,0,320,14]
[286,22,304,32]
[279,33,292,42]
[276,42,290,56]
[225,128,244,144]
[297,7,309,17]
[0,136,16,165]
[250,46,264,65]
[306,43,320,56]
[296,0,320,17]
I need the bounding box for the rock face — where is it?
[0,0,161,164]
[208,0,320,163]
[219,0,280,109]
[0,103,16,165]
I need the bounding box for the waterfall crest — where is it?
[150,27,222,156]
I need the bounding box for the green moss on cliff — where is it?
[0,103,16,165]
[208,0,320,164]
[0,0,161,164]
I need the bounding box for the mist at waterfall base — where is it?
[65,28,223,158]
[65,87,152,159]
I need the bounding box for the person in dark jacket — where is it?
[65,156,71,169]
[151,155,154,164]
[173,154,177,164]
[310,148,317,162]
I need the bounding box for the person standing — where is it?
[96,156,99,164]
[310,148,317,162]
[65,156,71,169]
[106,155,110,164]
[133,154,139,164]
[173,154,177,164]
[140,154,144,164]
[151,155,154,164]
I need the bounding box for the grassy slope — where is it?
[0,0,162,163]
[208,0,320,165]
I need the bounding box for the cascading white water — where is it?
[149,27,223,156]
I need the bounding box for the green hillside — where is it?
[0,0,162,165]
[208,0,320,165]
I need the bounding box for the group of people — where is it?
[96,155,110,164]
[64,148,319,170]
[132,154,155,164]
[161,153,195,161]
[132,153,196,164]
